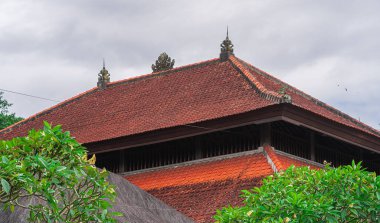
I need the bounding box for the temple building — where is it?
[1,33,379,223]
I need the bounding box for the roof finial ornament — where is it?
[97,59,110,89]
[152,52,175,73]
[220,27,234,61]
[278,85,292,103]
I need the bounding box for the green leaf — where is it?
[56,166,66,172]
[38,157,49,168]
[326,215,337,223]
[1,156,9,164]
[1,178,11,194]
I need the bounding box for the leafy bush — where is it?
[0,122,120,222]
[214,162,379,223]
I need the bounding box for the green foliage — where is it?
[214,163,380,223]
[0,122,120,222]
[0,92,23,129]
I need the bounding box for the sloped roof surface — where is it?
[0,171,193,223]
[126,152,272,190]
[126,152,271,222]
[236,58,380,137]
[263,145,321,171]
[125,148,321,223]
[1,55,379,143]
[0,58,273,143]
[276,153,320,170]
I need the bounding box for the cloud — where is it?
[0,0,379,129]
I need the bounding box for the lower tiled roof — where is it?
[147,178,263,223]
[126,152,272,191]
[125,148,321,222]
[126,152,270,223]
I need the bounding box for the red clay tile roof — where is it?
[147,178,263,223]
[126,152,273,190]
[0,58,273,143]
[263,145,321,170]
[236,58,380,137]
[276,153,320,170]
[1,55,379,143]
[126,152,272,223]
[263,144,285,171]
[125,148,322,223]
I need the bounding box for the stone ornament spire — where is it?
[220,27,234,61]
[151,52,175,73]
[97,59,110,89]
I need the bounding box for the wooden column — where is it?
[195,137,203,159]
[310,131,316,161]
[260,123,271,146]
[119,150,126,173]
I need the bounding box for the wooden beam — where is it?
[281,104,380,153]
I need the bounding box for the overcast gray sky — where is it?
[0,0,379,129]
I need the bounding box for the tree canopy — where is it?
[214,163,379,223]
[0,122,120,222]
[0,92,22,130]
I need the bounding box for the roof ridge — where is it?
[237,58,380,137]
[228,55,286,103]
[107,58,219,88]
[263,145,284,172]
[0,58,220,136]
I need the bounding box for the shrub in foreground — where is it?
[215,162,379,222]
[0,122,120,222]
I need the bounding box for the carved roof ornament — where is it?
[278,85,292,103]
[220,27,234,61]
[151,52,175,73]
[97,59,110,89]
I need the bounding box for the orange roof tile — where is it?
[264,145,321,171]
[147,178,263,223]
[125,149,323,222]
[276,153,321,170]
[126,152,272,223]
[263,145,285,171]
[126,152,273,190]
